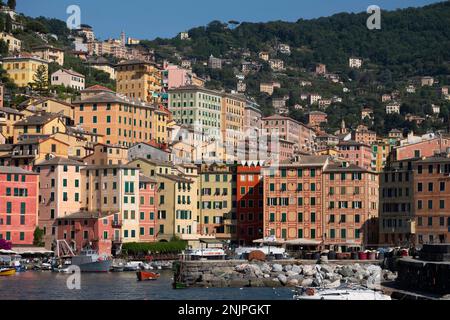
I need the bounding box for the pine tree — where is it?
[7,0,16,10]
[32,65,49,93]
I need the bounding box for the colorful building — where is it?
[81,165,140,244]
[2,55,48,88]
[115,60,162,104]
[138,174,158,242]
[73,86,168,147]
[31,45,65,66]
[168,86,222,138]
[262,156,379,249]
[198,164,236,241]
[55,211,115,256]
[337,140,372,170]
[237,162,264,245]
[35,157,84,249]
[0,166,39,245]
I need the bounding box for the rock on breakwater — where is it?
[174,260,397,288]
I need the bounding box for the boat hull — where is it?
[136,271,160,281]
[0,268,16,276]
[73,260,113,272]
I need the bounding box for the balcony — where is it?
[112,221,122,228]
[112,237,122,244]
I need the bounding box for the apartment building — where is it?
[0,166,39,246]
[115,60,162,103]
[337,140,373,170]
[35,157,83,249]
[262,156,379,249]
[237,162,264,245]
[81,165,140,244]
[51,69,85,91]
[138,174,158,242]
[2,55,48,88]
[73,87,168,147]
[198,164,236,241]
[168,86,222,138]
[31,45,65,66]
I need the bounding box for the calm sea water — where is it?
[0,270,294,300]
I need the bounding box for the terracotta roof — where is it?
[13,113,60,126]
[35,156,84,167]
[54,68,85,78]
[73,92,155,109]
[81,85,114,92]
[0,166,38,175]
[156,173,193,183]
[56,211,117,220]
[0,107,23,116]
[139,174,157,184]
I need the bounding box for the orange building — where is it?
[73,86,168,147]
[263,155,379,249]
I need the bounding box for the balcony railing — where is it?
[112,221,122,228]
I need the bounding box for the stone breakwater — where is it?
[176,260,397,288]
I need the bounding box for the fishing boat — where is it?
[0,268,16,276]
[55,240,112,273]
[293,285,392,300]
[71,249,112,272]
[136,270,160,281]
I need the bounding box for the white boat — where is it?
[124,261,144,271]
[183,248,226,260]
[293,285,392,300]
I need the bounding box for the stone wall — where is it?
[174,259,397,288]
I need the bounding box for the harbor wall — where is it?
[174,259,396,288]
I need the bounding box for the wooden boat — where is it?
[136,270,160,281]
[0,268,16,276]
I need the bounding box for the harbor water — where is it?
[0,270,293,300]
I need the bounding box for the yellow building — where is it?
[22,98,75,125]
[73,86,169,147]
[198,164,236,240]
[0,32,21,52]
[31,45,65,66]
[128,158,175,178]
[2,55,48,88]
[0,106,24,143]
[84,143,129,165]
[221,93,245,160]
[115,60,162,104]
[153,106,170,144]
[155,173,199,246]
[8,136,69,167]
[12,113,66,143]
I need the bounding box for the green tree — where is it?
[32,65,49,93]
[5,14,11,33]
[33,227,44,246]
[7,0,15,10]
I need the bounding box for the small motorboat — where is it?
[0,268,16,276]
[293,285,391,300]
[111,265,124,272]
[136,270,160,281]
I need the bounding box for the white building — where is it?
[386,103,401,114]
[432,104,440,114]
[349,57,363,69]
[51,69,85,91]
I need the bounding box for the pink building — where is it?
[35,157,83,249]
[394,136,450,161]
[55,211,115,256]
[337,140,372,170]
[0,166,39,245]
[138,174,158,242]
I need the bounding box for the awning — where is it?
[253,237,285,245]
[12,247,53,255]
[284,239,322,246]
[0,249,17,254]
[200,239,224,244]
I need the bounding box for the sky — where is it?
[17,0,442,40]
